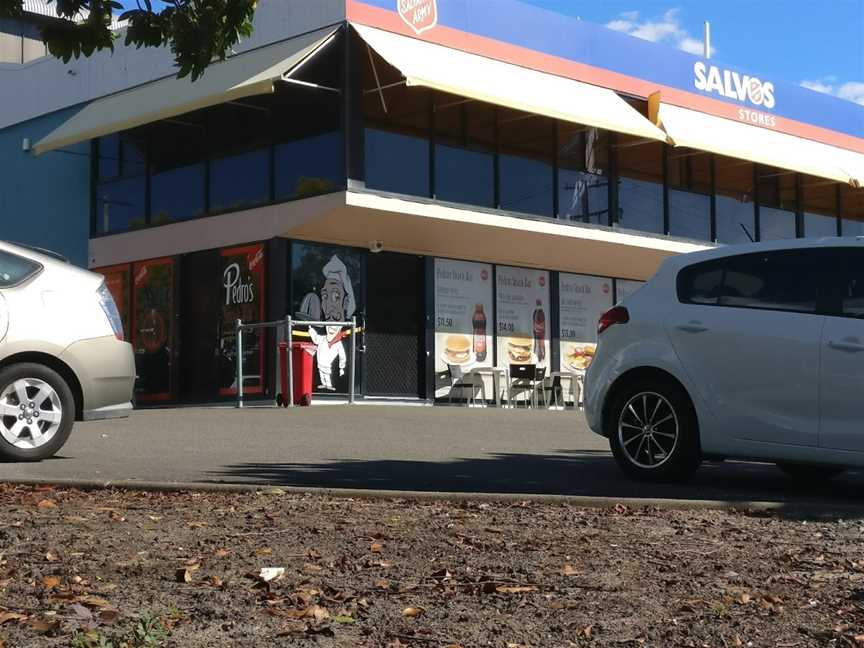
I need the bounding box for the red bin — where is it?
[291,341,316,406]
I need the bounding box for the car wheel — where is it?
[606,378,701,481]
[776,463,846,483]
[0,363,74,462]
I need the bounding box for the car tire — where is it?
[606,377,701,482]
[776,463,846,483]
[0,363,75,462]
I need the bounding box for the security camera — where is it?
[369,240,384,254]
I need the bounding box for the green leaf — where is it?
[333,616,356,624]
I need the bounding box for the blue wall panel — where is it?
[0,108,90,267]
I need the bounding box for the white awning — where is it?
[653,101,863,187]
[33,26,340,156]
[352,23,668,143]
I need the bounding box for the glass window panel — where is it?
[434,144,494,208]
[0,249,41,287]
[720,250,820,313]
[834,250,864,318]
[209,149,269,212]
[0,32,21,64]
[151,163,205,224]
[669,189,710,240]
[801,177,838,238]
[96,176,147,233]
[274,131,343,200]
[715,194,755,244]
[759,206,797,241]
[668,150,711,194]
[714,156,755,244]
[365,128,430,197]
[499,155,553,216]
[804,211,837,238]
[558,125,610,224]
[842,186,864,236]
[617,139,664,234]
[758,166,797,211]
[98,134,120,180]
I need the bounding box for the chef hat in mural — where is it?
[322,254,356,320]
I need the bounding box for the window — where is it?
[668,150,711,241]
[677,260,724,305]
[617,138,664,234]
[558,125,610,224]
[719,251,821,314]
[757,166,797,240]
[207,100,271,212]
[801,178,839,238]
[0,249,41,287]
[434,95,495,208]
[95,133,147,234]
[148,117,207,224]
[834,250,864,318]
[498,110,554,217]
[841,186,864,237]
[714,156,755,244]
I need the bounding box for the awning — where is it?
[652,100,863,187]
[352,23,668,143]
[33,25,340,156]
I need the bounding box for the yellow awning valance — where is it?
[352,23,668,143]
[652,100,863,187]
[33,25,340,156]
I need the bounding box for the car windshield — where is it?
[0,249,42,287]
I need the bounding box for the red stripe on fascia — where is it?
[347,0,864,155]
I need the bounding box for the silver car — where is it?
[0,241,135,461]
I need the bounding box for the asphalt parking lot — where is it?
[2,404,862,508]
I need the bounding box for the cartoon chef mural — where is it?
[301,254,356,391]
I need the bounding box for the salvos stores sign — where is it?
[694,62,779,128]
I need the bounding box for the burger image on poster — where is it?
[443,334,471,365]
[298,255,356,391]
[507,336,533,363]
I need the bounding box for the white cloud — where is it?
[605,8,716,57]
[800,78,864,105]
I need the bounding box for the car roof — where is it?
[661,237,864,272]
[0,240,98,284]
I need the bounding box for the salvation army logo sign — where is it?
[397,0,438,35]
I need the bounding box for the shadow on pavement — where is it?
[209,450,864,516]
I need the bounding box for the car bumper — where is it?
[60,336,135,420]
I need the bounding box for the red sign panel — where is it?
[397,0,437,35]
[131,257,175,402]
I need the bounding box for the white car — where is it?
[585,237,864,482]
[0,241,135,461]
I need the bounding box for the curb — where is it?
[4,477,857,517]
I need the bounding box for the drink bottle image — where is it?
[472,303,487,362]
[533,299,546,363]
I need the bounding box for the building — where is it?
[1,0,862,404]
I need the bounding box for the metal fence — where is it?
[234,316,358,408]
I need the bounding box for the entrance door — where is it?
[178,250,221,401]
[364,252,425,398]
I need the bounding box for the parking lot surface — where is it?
[2,405,863,506]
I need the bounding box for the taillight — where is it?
[598,306,629,335]
[97,283,124,341]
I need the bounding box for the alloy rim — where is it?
[0,378,62,449]
[617,391,679,469]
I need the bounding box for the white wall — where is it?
[0,0,345,131]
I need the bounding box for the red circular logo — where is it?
[602,283,610,294]
[140,309,167,354]
[481,270,489,281]
[539,275,546,287]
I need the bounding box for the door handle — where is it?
[828,340,864,353]
[675,322,709,334]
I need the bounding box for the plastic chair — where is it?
[509,364,546,408]
[447,364,485,406]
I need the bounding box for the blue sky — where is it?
[117,0,864,104]
[522,0,864,104]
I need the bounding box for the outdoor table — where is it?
[547,370,582,410]
[469,366,509,407]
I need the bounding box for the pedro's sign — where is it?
[398,0,437,35]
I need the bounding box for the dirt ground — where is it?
[1,485,863,648]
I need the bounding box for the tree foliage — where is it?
[0,0,258,80]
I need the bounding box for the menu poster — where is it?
[496,266,551,369]
[434,259,493,396]
[218,244,266,396]
[559,273,613,372]
[616,279,645,303]
[132,258,174,401]
[97,265,130,340]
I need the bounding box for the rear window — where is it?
[677,260,724,305]
[720,251,820,314]
[677,249,825,314]
[0,249,42,287]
